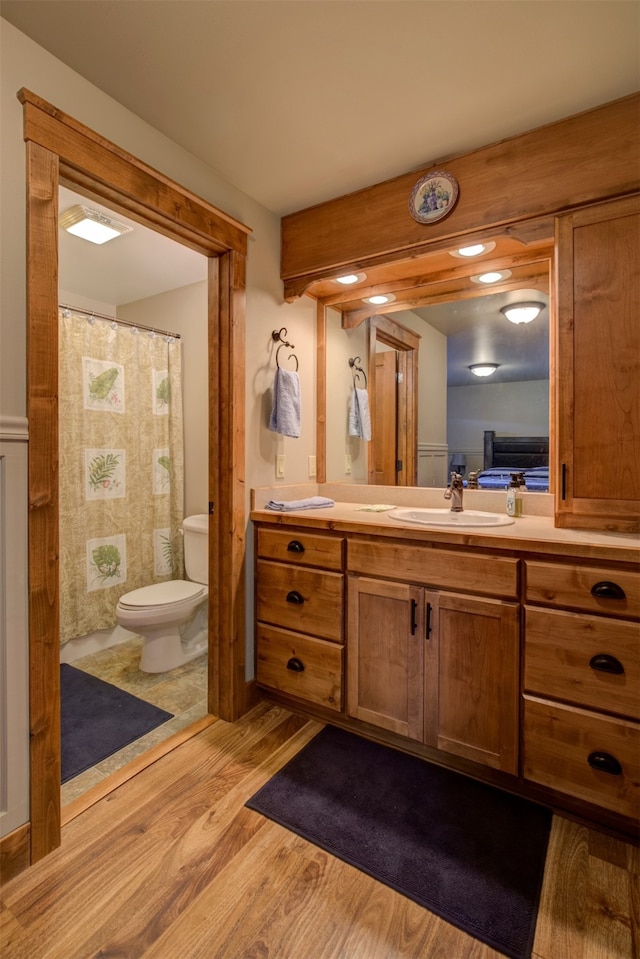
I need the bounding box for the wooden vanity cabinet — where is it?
[255,527,345,712]
[347,539,520,773]
[523,559,640,821]
[555,193,640,533]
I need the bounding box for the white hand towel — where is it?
[269,368,301,438]
[266,496,335,511]
[349,387,371,441]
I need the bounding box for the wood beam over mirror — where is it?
[282,94,639,310]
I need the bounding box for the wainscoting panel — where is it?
[0,417,30,838]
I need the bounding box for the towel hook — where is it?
[272,327,299,371]
[349,356,367,388]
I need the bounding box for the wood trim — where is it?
[21,93,249,863]
[366,315,419,487]
[0,822,31,886]
[281,93,640,283]
[19,89,250,256]
[26,140,62,864]
[316,301,327,484]
[213,250,248,720]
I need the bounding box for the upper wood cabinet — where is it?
[555,194,640,533]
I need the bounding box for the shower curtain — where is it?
[58,309,185,644]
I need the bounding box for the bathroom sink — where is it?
[387,508,515,528]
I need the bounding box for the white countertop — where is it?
[251,484,640,563]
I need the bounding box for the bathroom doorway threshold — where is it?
[61,714,218,826]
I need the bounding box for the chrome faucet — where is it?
[444,472,464,512]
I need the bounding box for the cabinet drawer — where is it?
[257,527,343,570]
[525,561,640,618]
[523,695,640,821]
[525,607,640,720]
[256,624,343,712]
[256,560,343,642]
[348,539,518,598]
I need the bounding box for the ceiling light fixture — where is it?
[470,269,512,285]
[59,205,133,245]
[500,301,545,324]
[449,241,496,259]
[334,272,366,285]
[469,364,499,377]
[365,293,396,305]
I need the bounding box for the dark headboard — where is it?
[483,430,549,471]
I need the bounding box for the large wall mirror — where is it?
[318,237,552,492]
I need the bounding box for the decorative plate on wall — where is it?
[409,170,459,224]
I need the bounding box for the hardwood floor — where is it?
[1,703,638,958]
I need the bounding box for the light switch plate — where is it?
[276,454,285,478]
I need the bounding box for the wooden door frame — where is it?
[19,89,250,864]
[367,315,419,485]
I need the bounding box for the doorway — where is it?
[21,88,249,864]
[367,314,420,486]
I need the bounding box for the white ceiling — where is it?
[3,1,639,216]
[7,1,635,386]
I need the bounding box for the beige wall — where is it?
[0,18,317,833]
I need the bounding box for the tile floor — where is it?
[61,637,208,806]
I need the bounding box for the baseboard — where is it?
[0,821,31,886]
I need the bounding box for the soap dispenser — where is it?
[506,474,522,517]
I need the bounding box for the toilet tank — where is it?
[182,514,209,584]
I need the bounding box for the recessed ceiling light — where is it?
[365,293,396,305]
[500,301,545,324]
[59,205,133,245]
[470,269,512,285]
[449,241,496,258]
[469,364,499,377]
[334,272,366,285]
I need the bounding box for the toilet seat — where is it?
[118,580,206,612]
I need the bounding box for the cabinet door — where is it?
[347,577,424,740]
[555,194,640,532]
[424,592,519,774]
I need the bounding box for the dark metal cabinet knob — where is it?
[587,751,623,776]
[286,657,305,672]
[590,581,626,600]
[286,590,304,605]
[287,540,305,553]
[589,653,624,675]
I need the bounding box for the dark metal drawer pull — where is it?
[587,752,623,776]
[286,590,304,605]
[410,599,418,635]
[286,657,305,672]
[589,653,624,675]
[591,581,626,600]
[426,602,433,639]
[287,540,305,553]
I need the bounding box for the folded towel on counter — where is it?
[348,387,371,441]
[266,496,335,511]
[269,368,301,438]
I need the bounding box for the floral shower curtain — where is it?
[59,309,185,644]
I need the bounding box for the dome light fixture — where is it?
[469,363,499,377]
[334,272,366,285]
[470,269,512,285]
[500,301,545,324]
[365,293,396,305]
[449,241,496,259]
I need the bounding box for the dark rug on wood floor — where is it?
[246,725,552,959]
[60,663,173,783]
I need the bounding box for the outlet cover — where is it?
[308,455,317,477]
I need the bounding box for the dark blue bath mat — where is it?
[246,724,552,959]
[60,663,173,783]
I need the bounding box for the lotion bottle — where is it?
[506,474,521,517]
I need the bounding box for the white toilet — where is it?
[115,514,209,673]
